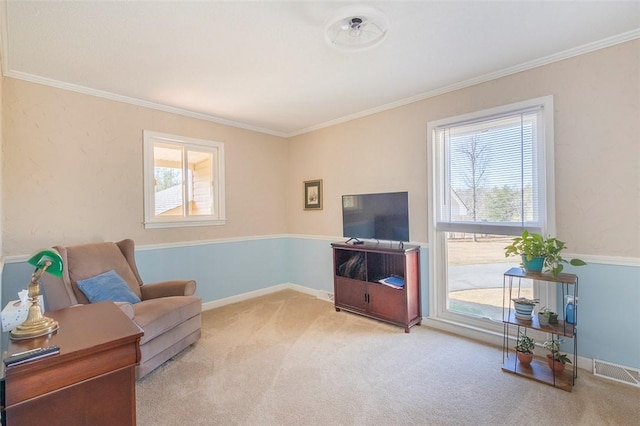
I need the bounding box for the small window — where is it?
[143,131,225,229]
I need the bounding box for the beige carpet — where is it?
[136,290,639,425]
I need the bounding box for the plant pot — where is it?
[538,312,549,326]
[521,255,545,272]
[517,351,534,366]
[513,301,535,321]
[546,354,565,374]
[548,313,558,324]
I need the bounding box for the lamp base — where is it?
[10,319,58,340]
[10,303,59,340]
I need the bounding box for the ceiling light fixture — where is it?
[324,5,389,52]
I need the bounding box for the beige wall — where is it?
[2,78,289,255]
[2,40,638,258]
[287,106,429,242]
[0,67,3,258]
[288,40,640,258]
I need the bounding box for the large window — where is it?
[428,96,555,329]
[143,131,225,229]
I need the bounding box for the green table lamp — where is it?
[10,249,63,340]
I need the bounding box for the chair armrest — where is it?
[140,280,197,300]
[113,301,135,319]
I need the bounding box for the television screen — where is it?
[342,192,409,242]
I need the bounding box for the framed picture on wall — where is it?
[304,179,323,210]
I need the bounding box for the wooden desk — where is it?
[3,302,143,425]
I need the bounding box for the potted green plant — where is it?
[537,306,558,325]
[515,331,535,366]
[543,337,572,374]
[504,230,547,272]
[512,297,539,321]
[538,306,550,326]
[504,230,586,277]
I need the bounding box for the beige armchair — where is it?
[41,239,201,379]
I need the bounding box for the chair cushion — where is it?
[77,270,142,304]
[132,296,201,345]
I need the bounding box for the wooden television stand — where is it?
[332,241,421,332]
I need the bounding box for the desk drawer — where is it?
[5,342,138,405]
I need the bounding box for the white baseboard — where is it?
[422,317,505,346]
[201,283,333,311]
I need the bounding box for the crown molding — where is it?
[2,70,289,138]
[288,28,640,137]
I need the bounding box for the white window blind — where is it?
[435,107,545,236]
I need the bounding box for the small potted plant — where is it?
[504,230,586,277]
[538,306,550,326]
[538,306,559,325]
[512,297,539,321]
[543,337,572,374]
[504,230,548,272]
[515,331,535,366]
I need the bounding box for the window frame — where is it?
[143,130,226,229]
[427,96,556,331]
[434,108,547,236]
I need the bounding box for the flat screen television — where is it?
[342,191,409,242]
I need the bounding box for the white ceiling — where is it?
[2,1,639,137]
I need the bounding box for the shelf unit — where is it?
[502,267,578,392]
[331,241,421,333]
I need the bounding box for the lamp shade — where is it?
[27,248,63,277]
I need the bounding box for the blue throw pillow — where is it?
[77,270,141,304]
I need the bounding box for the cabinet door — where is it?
[368,283,406,323]
[335,277,367,313]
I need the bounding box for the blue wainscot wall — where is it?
[135,237,290,303]
[567,262,640,369]
[1,236,637,370]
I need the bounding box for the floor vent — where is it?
[593,359,640,388]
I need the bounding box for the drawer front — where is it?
[6,342,138,405]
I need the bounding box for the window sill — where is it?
[422,315,504,347]
[143,219,226,229]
